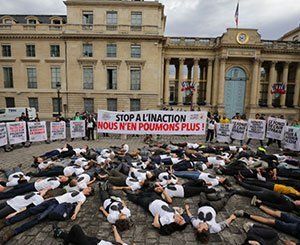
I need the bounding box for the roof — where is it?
[279,25,300,40]
[0,15,67,24]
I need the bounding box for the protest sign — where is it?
[50,121,66,141]
[247,119,266,140]
[6,121,27,144]
[70,120,86,138]
[28,121,47,142]
[266,117,287,141]
[0,123,8,147]
[216,123,233,143]
[283,126,300,151]
[97,110,207,135]
[230,120,247,140]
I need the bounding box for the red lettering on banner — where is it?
[98,121,118,130]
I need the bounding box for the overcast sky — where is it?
[1,0,299,39]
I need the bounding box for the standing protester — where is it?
[266,115,284,151]
[86,114,96,141]
[206,115,216,143]
[246,113,264,147]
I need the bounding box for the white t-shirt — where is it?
[125,177,141,191]
[101,149,114,158]
[38,161,53,170]
[7,192,44,212]
[55,191,86,204]
[198,172,219,188]
[6,172,30,187]
[74,157,89,167]
[164,184,184,198]
[207,157,225,167]
[129,168,147,181]
[122,144,129,153]
[187,143,199,149]
[148,200,175,226]
[158,172,178,187]
[97,156,111,165]
[131,161,147,169]
[34,177,60,191]
[76,173,91,190]
[73,148,86,155]
[208,120,216,130]
[171,158,181,164]
[63,166,84,177]
[103,197,131,224]
[229,146,237,152]
[191,206,224,233]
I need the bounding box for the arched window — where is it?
[1,16,14,24]
[26,16,39,25]
[225,67,247,81]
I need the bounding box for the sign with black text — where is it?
[6,121,27,144]
[230,120,247,140]
[266,117,287,140]
[247,119,266,140]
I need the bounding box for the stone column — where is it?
[267,61,277,107]
[217,58,226,106]
[293,63,300,107]
[250,59,260,107]
[280,62,290,107]
[206,59,213,106]
[178,58,185,105]
[164,58,171,105]
[192,58,199,105]
[212,57,219,106]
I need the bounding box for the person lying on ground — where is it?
[53,224,128,245]
[234,200,300,240]
[0,187,94,243]
[154,179,215,204]
[0,166,30,191]
[64,173,96,192]
[0,176,69,200]
[126,191,187,235]
[185,192,236,243]
[98,183,131,232]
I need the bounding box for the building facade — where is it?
[0,0,299,120]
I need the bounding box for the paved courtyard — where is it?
[0,135,297,245]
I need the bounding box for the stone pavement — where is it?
[0,135,298,245]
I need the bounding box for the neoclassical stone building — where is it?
[0,0,299,120]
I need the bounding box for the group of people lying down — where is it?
[0,141,298,244]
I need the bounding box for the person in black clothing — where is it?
[53,224,127,245]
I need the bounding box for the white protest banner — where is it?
[247,119,266,140]
[50,121,66,141]
[216,123,233,143]
[283,126,300,152]
[231,120,247,140]
[97,110,207,135]
[0,123,8,147]
[28,121,47,142]
[6,121,27,144]
[70,120,86,138]
[266,117,287,141]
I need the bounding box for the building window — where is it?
[51,67,61,89]
[169,85,176,103]
[293,35,299,42]
[107,99,117,111]
[130,99,140,111]
[84,98,94,113]
[82,11,93,25]
[107,44,117,57]
[130,68,141,90]
[2,45,11,57]
[83,43,93,57]
[50,45,60,57]
[3,18,13,24]
[52,98,62,112]
[52,19,61,25]
[28,97,39,112]
[3,67,13,88]
[27,19,37,25]
[26,44,35,57]
[106,11,118,30]
[27,67,37,89]
[197,82,207,105]
[131,44,141,58]
[259,67,268,107]
[131,12,142,31]
[107,68,117,89]
[83,67,93,89]
[5,97,15,108]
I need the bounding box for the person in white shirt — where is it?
[185,192,236,243]
[126,191,187,235]
[206,116,216,143]
[98,184,131,232]
[0,187,94,242]
[0,167,31,192]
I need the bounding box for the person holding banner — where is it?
[246,114,265,147]
[266,115,285,151]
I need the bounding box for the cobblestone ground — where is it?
[0,135,298,245]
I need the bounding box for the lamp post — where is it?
[56,82,61,116]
